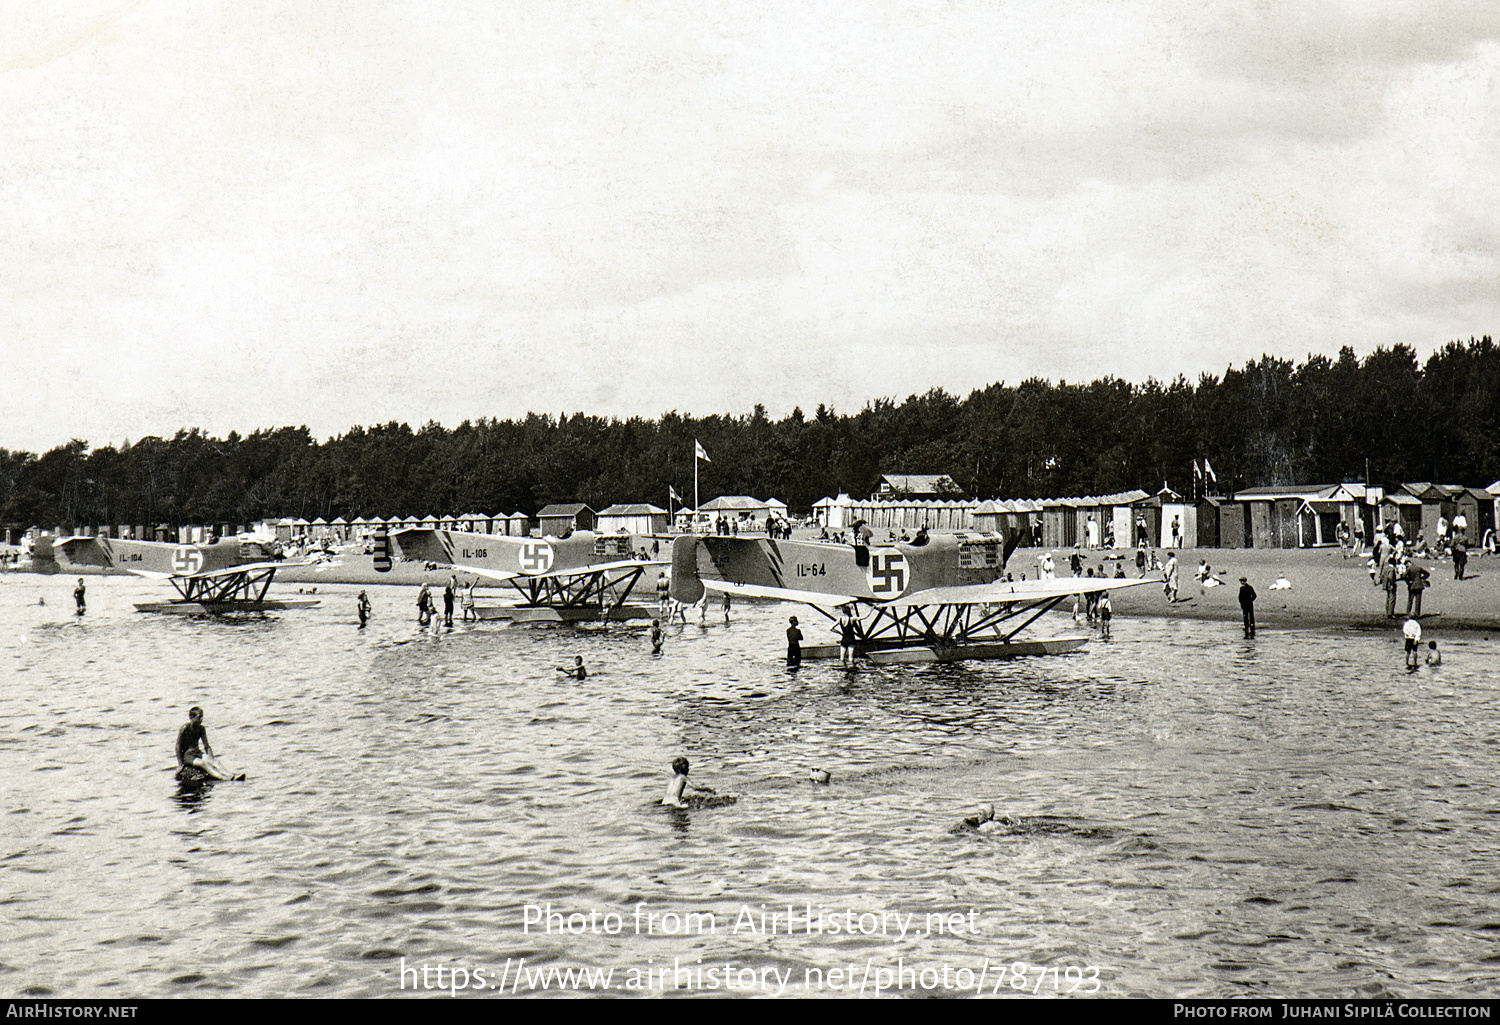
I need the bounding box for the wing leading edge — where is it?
[888,576,1155,608]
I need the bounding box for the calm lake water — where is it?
[3,572,1499,999]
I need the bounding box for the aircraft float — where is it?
[49,535,318,614]
[377,527,664,622]
[670,530,1150,662]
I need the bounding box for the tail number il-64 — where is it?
[794,563,826,577]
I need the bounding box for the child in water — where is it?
[556,656,587,680]
[660,756,716,808]
[1426,640,1441,666]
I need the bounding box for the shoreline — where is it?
[9,537,1498,634]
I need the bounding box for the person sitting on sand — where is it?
[1270,575,1291,590]
[1426,640,1441,666]
[660,756,716,808]
[177,706,233,781]
[557,656,587,680]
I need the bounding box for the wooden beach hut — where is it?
[596,503,669,535]
[1379,493,1421,539]
[538,503,594,535]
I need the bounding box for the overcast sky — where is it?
[3,1,1499,453]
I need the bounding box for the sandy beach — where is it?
[1040,544,1500,634]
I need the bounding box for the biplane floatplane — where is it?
[50,536,318,614]
[670,530,1150,663]
[376,528,664,623]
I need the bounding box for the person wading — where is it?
[1238,577,1256,639]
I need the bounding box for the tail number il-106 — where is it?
[461,549,489,559]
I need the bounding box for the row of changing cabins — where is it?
[14,483,1499,552]
[818,482,1500,550]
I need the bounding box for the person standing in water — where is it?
[650,619,664,655]
[836,604,860,665]
[786,615,803,666]
[74,578,86,615]
[176,706,232,780]
[1238,577,1256,639]
[1403,617,1422,669]
[356,590,371,627]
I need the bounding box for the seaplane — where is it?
[376,527,663,623]
[49,534,319,615]
[670,530,1150,663]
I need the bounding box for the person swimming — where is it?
[660,756,716,807]
[557,656,587,680]
[950,803,1012,834]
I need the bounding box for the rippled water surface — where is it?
[4,573,1500,998]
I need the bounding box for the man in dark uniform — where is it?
[1238,577,1256,639]
[786,615,803,666]
[1406,561,1430,617]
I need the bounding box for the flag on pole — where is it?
[1203,457,1217,483]
[1192,459,1203,481]
[669,485,682,502]
[695,440,711,463]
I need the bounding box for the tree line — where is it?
[2,338,1497,529]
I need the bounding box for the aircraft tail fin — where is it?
[670,535,705,604]
[53,536,108,569]
[1001,528,1024,570]
[372,529,391,572]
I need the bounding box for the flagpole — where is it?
[694,442,699,532]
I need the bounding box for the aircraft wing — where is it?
[444,564,519,582]
[699,579,858,608]
[525,558,662,581]
[190,560,290,578]
[888,576,1154,608]
[424,558,657,583]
